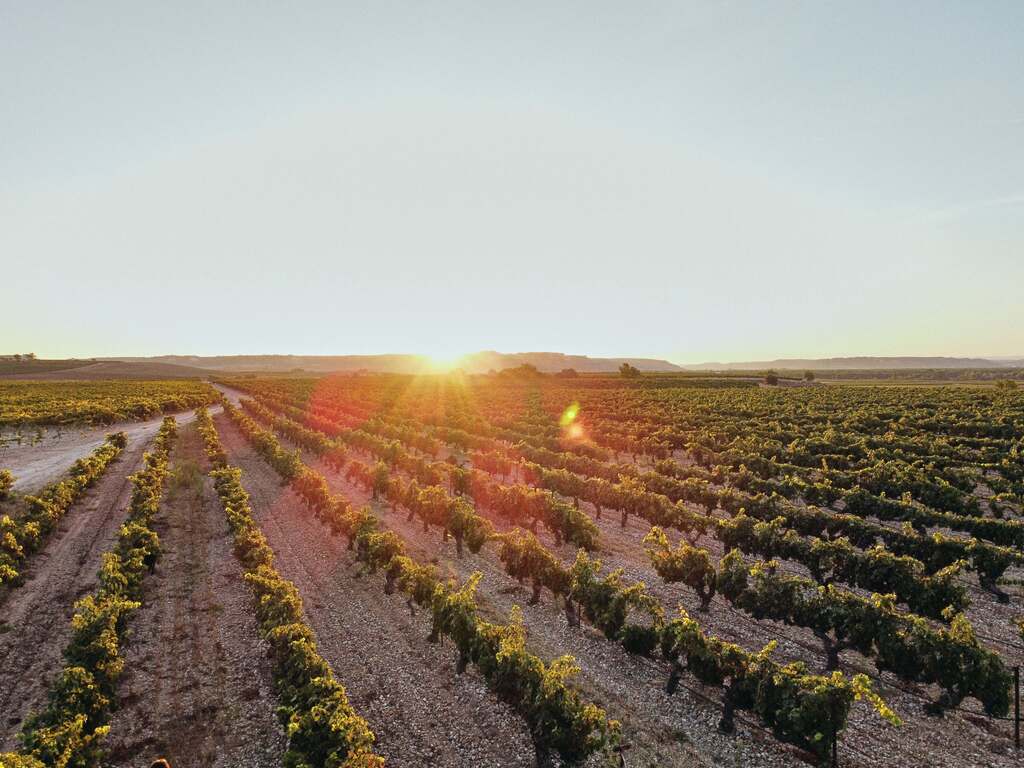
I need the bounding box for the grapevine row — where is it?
[194,408,383,767]
[241,392,973,621]
[220,399,620,763]
[1,432,127,586]
[239,397,600,551]
[644,527,1011,715]
[232,397,899,760]
[1,418,176,767]
[0,380,217,427]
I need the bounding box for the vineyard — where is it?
[0,373,1022,767]
[0,380,217,427]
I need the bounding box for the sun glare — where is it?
[422,351,467,372]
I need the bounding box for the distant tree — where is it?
[764,372,779,386]
[804,370,815,382]
[13,354,21,362]
[995,379,1018,391]
[619,363,641,379]
[500,363,541,379]
[25,352,36,360]
[556,368,579,378]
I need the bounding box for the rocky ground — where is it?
[101,422,285,767]
[215,410,540,768]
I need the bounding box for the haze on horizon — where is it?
[3,2,1022,365]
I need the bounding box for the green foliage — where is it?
[569,550,663,648]
[644,527,717,610]
[0,753,46,768]
[475,606,618,761]
[1,433,126,586]
[645,532,1011,716]
[16,419,176,767]
[0,469,14,500]
[661,608,896,757]
[229,401,617,763]
[619,363,641,379]
[201,411,384,768]
[0,380,215,426]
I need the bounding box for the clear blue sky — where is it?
[3,1,1022,364]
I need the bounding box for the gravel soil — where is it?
[101,421,286,767]
[0,430,152,749]
[214,411,539,768]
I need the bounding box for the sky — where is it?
[2,1,1022,365]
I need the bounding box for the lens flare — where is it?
[559,402,580,427]
[561,402,586,441]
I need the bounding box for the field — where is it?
[0,374,1022,768]
[0,379,217,429]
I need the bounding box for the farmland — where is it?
[0,374,1022,768]
[6,3,1019,765]
[0,380,217,428]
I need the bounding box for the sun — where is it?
[421,349,468,372]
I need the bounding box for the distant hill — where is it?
[0,360,219,380]
[457,351,681,373]
[105,354,432,374]
[0,358,97,376]
[684,356,1024,371]
[13,354,1020,379]
[101,352,683,374]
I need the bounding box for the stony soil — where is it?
[101,422,286,767]
[214,410,540,768]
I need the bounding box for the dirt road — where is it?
[0,407,219,493]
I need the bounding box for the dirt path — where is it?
[0,406,219,494]
[102,421,285,767]
[214,411,538,768]
[0,430,153,749]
